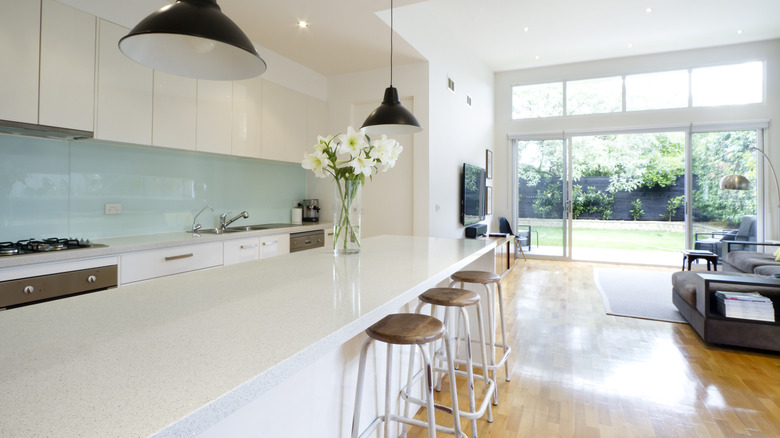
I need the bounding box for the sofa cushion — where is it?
[753,265,780,276]
[671,271,698,307]
[725,251,779,273]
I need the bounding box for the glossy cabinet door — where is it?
[261,80,308,162]
[120,242,223,285]
[259,233,290,258]
[196,80,233,154]
[232,76,263,158]
[153,71,197,150]
[39,0,96,131]
[0,0,40,124]
[307,96,328,152]
[223,237,260,265]
[95,20,153,145]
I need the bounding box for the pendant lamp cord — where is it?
[390,0,394,87]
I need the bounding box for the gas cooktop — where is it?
[0,238,99,257]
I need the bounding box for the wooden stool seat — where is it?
[367,314,445,345]
[418,287,480,308]
[450,270,501,284]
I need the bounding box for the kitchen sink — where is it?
[191,228,245,235]
[191,223,301,234]
[226,223,301,232]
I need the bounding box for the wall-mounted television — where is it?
[461,163,486,225]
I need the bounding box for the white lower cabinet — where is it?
[120,242,223,285]
[223,237,260,266]
[259,234,290,259]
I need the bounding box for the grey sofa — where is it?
[722,242,780,275]
[672,270,780,351]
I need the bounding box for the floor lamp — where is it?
[719,147,780,210]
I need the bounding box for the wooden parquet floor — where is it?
[406,259,780,437]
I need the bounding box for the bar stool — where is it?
[352,313,465,438]
[404,287,496,438]
[450,270,511,404]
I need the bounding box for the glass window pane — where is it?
[626,70,689,111]
[512,82,563,119]
[692,61,763,106]
[566,76,622,115]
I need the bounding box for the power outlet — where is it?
[105,203,122,215]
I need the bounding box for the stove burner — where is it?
[3,238,95,256]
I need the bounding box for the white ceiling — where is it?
[61,0,780,77]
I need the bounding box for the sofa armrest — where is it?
[724,241,780,254]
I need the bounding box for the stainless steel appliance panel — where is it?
[290,230,324,252]
[0,265,118,309]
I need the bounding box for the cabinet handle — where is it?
[240,244,259,249]
[262,241,278,246]
[165,253,193,261]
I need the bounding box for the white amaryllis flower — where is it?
[313,135,333,153]
[371,135,403,172]
[301,151,330,178]
[336,126,368,157]
[348,155,375,177]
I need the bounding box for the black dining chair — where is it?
[498,217,526,261]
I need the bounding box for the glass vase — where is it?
[333,179,362,254]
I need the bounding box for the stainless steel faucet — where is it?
[192,204,213,232]
[220,211,249,230]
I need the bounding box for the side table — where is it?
[682,249,718,271]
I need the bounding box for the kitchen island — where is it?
[0,235,504,437]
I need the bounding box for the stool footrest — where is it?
[403,367,496,422]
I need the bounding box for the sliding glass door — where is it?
[513,128,764,265]
[514,139,568,258]
[690,130,758,256]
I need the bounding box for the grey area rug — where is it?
[594,268,687,323]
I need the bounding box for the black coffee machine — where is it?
[299,199,320,222]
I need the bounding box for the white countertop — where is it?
[0,223,328,270]
[0,235,497,438]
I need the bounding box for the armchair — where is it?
[694,215,756,257]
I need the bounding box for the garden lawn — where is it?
[532,226,685,252]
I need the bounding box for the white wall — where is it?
[392,4,495,239]
[310,62,429,237]
[494,39,780,238]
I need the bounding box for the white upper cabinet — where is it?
[0,0,40,124]
[153,71,197,150]
[307,96,328,154]
[196,80,233,155]
[261,80,308,163]
[232,76,263,158]
[39,0,96,131]
[95,20,153,145]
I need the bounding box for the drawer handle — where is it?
[304,239,312,244]
[241,244,259,249]
[165,253,193,261]
[262,241,277,246]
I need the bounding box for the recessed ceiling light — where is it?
[298,20,309,29]
[627,43,633,48]
[535,55,540,60]
[646,7,653,13]
[736,29,744,34]
[523,27,530,32]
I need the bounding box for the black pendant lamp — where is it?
[119,0,266,81]
[361,0,422,135]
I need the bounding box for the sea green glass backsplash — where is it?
[0,134,306,240]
